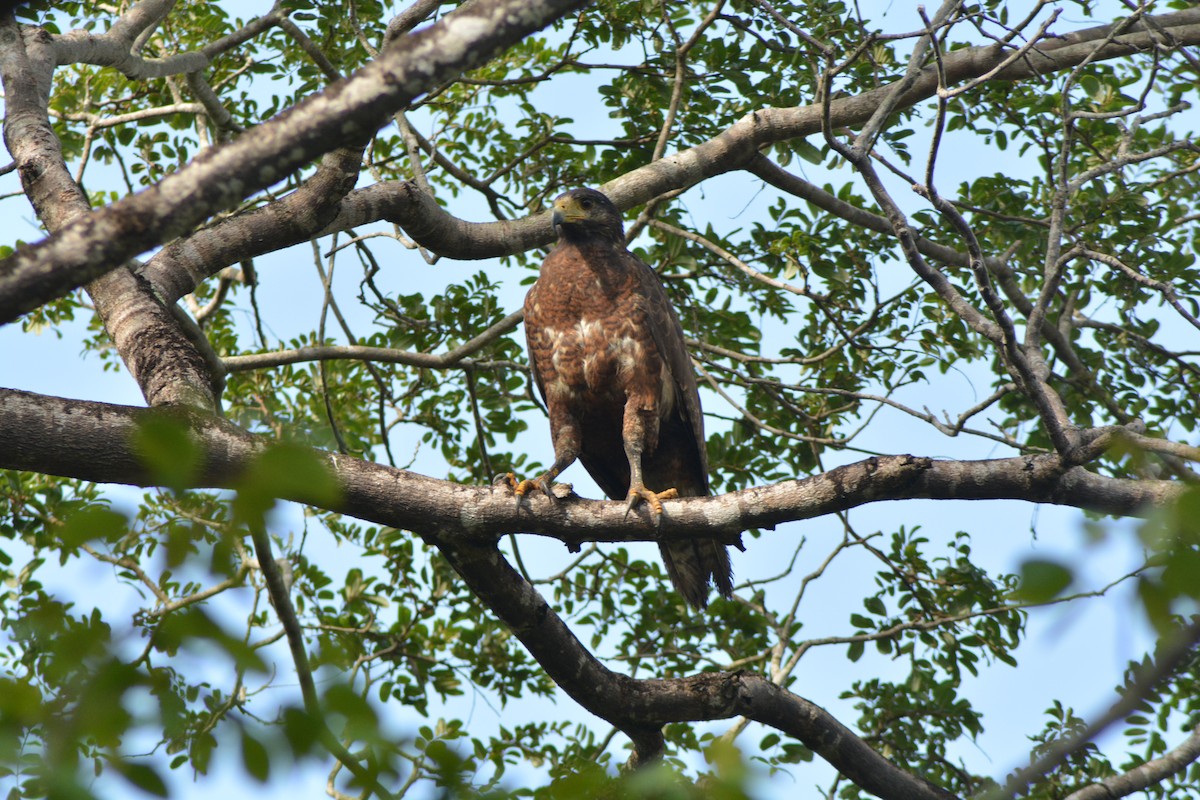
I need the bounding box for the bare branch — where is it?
[107,1,176,40]
[940,6,1061,98]
[54,2,285,80]
[853,0,961,154]
[1080,247,1200,333]
[384,0,445,46]
[989,616,1200,800]
[248,524,397,800]
[747,154,1003,273]
[437,537,958,799]
[222,310,524,373]
[649,219,818,298]
[142,146,363,303]
[5,6,1198,309]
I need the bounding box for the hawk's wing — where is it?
[522,278,550,405]
[623,250,710,494]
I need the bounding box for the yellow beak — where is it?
[552,197,586,226]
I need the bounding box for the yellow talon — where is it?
[625,485,679,521]
[513,478,541,497]
[498,472,554,504]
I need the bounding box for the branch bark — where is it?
[378,9,1200,259]
[0,15,220,409]
[990,615,1200,800]
[142,146,364,304]
[0,388,1177,547]
[1064,725,1200,800]
[52,1,286,80]
[438,537,958,800]
[23,7,1198,303]
[0,0,590,323]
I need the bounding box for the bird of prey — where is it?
[513,187,733,609]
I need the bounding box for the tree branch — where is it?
[21,8,1200,293]
[141,145,364,303]
[0,389,1177,547]
[248,524,397,799]
[221,310,523,372]
[52,1,285,80]
[1064,724,1200,800]
[990,616,1200,800]
[0,0,591,323]
[437,537,958,799]
[358,12,1200,259]
[0,14,220,409]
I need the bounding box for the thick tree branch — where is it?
[384,0,445,45]
[0,15,219,409]
[0,389,1177,547]
[52,1,285,80]
[31,9,1200,294]
[141,146,364,303]
[107,0,177,46]
[0,0,590,323]
[364,9,1200,259]
[437,538,958,800]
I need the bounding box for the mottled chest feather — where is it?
[524,242,674,412]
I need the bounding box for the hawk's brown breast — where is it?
[525,243,671,419]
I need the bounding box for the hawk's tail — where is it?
[659,539,733,609]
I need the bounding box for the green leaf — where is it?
[133,413,202,490]
[281,706,321,757]
[1161,546,1200,600]
[57,505,127,549]
[0,678,42,725]
[849,613,875,629]
[794,137,824,164]
[233,443,340,525]
[114,761,168,798]
[779,743,814,764]
[240,728,271,782]
[1014,559,1073,603]
[1138,578,1174,634]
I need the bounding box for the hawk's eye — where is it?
[580,198,592,209]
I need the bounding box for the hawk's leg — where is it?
[622,401,677,522]
[508,414,581,503]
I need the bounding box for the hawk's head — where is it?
[551,188,624,244]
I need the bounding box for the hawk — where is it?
[514,187,733,608]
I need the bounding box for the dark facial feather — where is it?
[551,188,624,243]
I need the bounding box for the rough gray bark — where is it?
[0,0,590,323]
[0,388,1177,549]
[2,4,1198,798]
[0,16,219,409]
[1064,725,1200,800]
[9,386,1177,800]
[438,538,959,799]
[144,146,364,303]
[6,8,1200,314]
